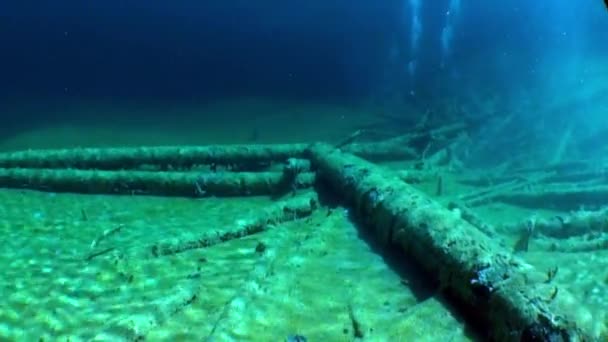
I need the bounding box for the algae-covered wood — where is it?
[307,143,591,341]
[0,168,315,197]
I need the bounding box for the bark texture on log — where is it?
[0,168,315,197]
[0,144,309,170]
[306,143,590,341]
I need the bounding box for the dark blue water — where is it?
[1,1,607,146]
[1,3,608,339]
[1,1,403,102]
[3,1,604,101]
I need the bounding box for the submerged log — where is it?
[529,234,608,253]
[459,172,554,207]
[342,138,418,162]
[502,207,608,240]
[493,184,608,210]
[0,144,309,170]
[341,122,468,162]
[307,143,591,341]
[151,192,318,256]
[0,168,315,197]
[0,138,437,171]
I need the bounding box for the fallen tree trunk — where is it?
[529,234,608,253]
[306,143,591,341]
[342,139,418,162]
[341,122,467,163]
[0,168,315,197]
[493,184,608,210]
[502,207,608,239]
[459,172,555,207]
[0,144,309,170]
[150,192,318,257]
[0,139,434,171]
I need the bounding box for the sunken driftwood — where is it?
[0,136,450,173]
[459,160,608,208]
[492,184,608,210]
[504,208,608,239]
[307,143,591,341]
[0,168,315,197]
[505,208,608,253]
[458,172,555,207]
[342,136,418,162]
[527,234,608,253]
[150,192,318,257]
[341,122,467,163]
[0,144,309,170]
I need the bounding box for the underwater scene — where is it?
[1,1,608,341]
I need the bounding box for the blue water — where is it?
[1,2,602,100]
[0,0,605,166]
[1,1,402,102]
[1,2,608,340]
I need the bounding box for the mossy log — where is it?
[306,143,591,341]
[0,144,309,170]
[493,184,608,210]
[503,207,608,254]
[0,140,431,171]
[0,168,315,197]
[342,138,418,162]
[459,172,554,207]
[151,192,318,256]
[461,167,605,189]
[529,234,608,253]
[503,207,608,239]
[341,122,467,163]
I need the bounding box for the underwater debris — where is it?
[504,208,608,252]
[435,174,443,196]
[335,129,364,149]
[286,334,307,342]
[459,171,552,207]
[0,168,316,197]
[501,184,608,210]
[254,241,267,254]
[90,224,124,249]
[347,304,364,339]
[511,208,608,239]
[545,267,559,283]
[84,247,115,262]
[275,158,311,197]
[527,233,608,253]
[513,217,535,252]
[0,145,309,170]
[307,143,593,341]
[150,192,318,257]
[80,208,88,221]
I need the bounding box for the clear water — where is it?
[0,1,607,340]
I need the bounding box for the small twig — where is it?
[80,208,88,221]
[151,193,318,257]
[545,267,559,283]
[84,247,115,261]
[90,224,124,249]
[335,129,364,149]
[348,304,364,338]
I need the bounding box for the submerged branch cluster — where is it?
[0,117,600,339]
[0,144,315,197]
[307,143,591,341]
